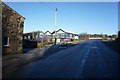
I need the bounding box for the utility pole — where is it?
[54,8,57,45]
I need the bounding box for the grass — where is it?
[75,38,90,41]
[37,42,54,48]
[102,39,120,53]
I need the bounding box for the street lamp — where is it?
[54,8,57,45]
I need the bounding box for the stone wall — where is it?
[2,2,25,55]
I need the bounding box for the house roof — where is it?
[45,31,52,34]
[23,31,45,34]
[59,29,75,34]
[52,29,76,34]
[24,29,78,35]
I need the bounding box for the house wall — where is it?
[2,2,25,55]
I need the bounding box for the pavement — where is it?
[3,40,119,78]
[2,47,48,75]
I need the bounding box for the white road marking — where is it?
[75,41,93,78]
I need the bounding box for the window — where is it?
[28,35,31,40]
[61,34,63,38]
[19,41,22,45]
[70,34,72,37]
[72,34,74,37]
[20,22,24,28]
[4,37,9,46]
[67,34,70,37]
[59,34,61,38]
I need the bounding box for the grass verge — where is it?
[102,39,120,53]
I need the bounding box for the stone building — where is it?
[2,2,25,55]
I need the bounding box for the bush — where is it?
[37,43,46,48]
[48,42,53,44]
[116,38,120,43]
[37,42,53,48]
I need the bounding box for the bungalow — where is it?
[23,31,46,42]
[24,29,78,43]
[52,29,78,43]
[44,31,53,42]
[44,31,52,38]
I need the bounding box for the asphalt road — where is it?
[6,40,119,78]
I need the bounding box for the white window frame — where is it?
[4,37,10,47]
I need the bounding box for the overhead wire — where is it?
[39,1,63,31]
[39,1,62,16]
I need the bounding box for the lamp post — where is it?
[54,8,57,45]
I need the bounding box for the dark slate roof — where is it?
[44,31,52,34]
[52,29,77,35]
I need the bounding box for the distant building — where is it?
[23,31,46,42]
[23,31,37,40]
[2,2,25,55]
[52,29,78,43]
[23,29,78,43]
[44,31,53,42]
[44,31,52,38]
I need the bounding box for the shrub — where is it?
[37,43,46,48]
[48,42,53,44]
[37,42,53,48]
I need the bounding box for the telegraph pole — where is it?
[54,8,57,45]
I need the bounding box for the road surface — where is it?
[6,40,119,78]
